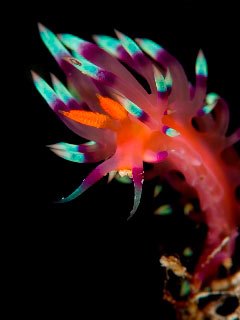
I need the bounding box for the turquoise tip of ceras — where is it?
[118,96,150,123]
[31,71,68,112]
[196,50,208,78]
[115,30,148,66]
[49,144,86,164]
[165,69,173,92]
[38,23,70,64]
[93,34,121,57]
[58,33,86,52]
[135,38,164,60]
[50,73,73,105]
[206,92,219,105]
[163,125,180,137]
[154,68,168,99]
[31,70,57,106]
[197,92,219,116]
[115,30,140,55]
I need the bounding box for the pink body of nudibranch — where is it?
[32,24,240,288]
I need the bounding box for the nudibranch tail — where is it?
[33,24,240,288]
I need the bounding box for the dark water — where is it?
[12,1,240,318]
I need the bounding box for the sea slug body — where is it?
[32,24,240,288]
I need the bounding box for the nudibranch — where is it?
[32,24,240,288]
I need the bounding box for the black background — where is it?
[14,1,240,318]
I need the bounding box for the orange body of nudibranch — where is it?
[62,94,165,171]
